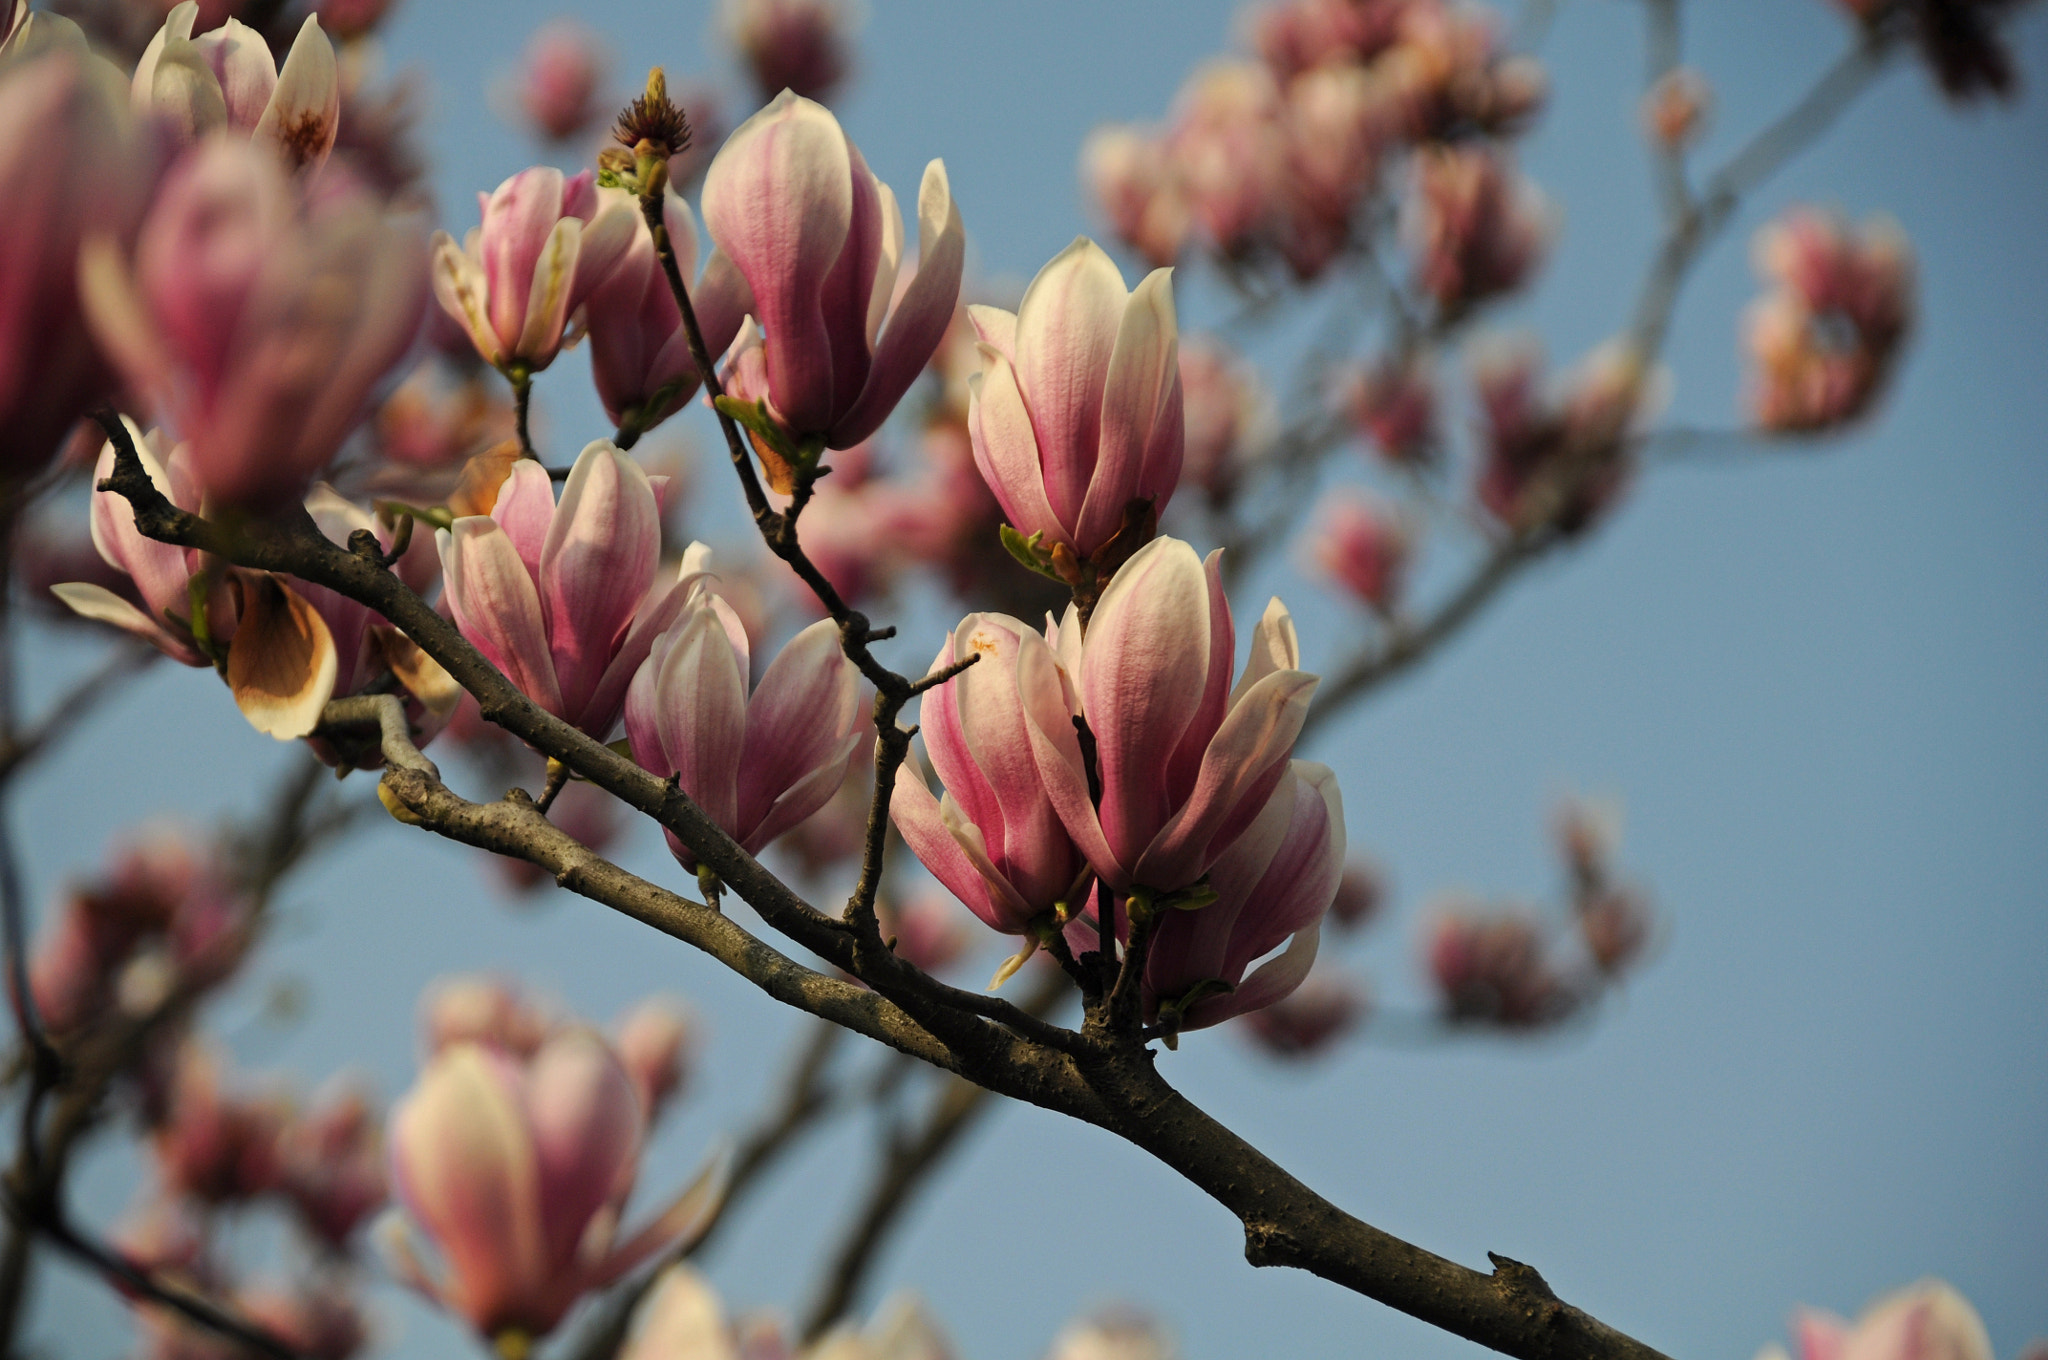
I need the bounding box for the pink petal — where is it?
[736,618,857,838]
[1074,265,1176,553]
[811,139,884,427]
[1011,238,1127,530]
[626,605,746,836]
[891,756,1015,932]
[967,348,1063,544]
[521,1030,643,1273]
[539,441,659,726]
[253,15,338,172]
[439,519,564,716]
[491,458,557,582]
[481,167,567,355]
[193,17,276,131]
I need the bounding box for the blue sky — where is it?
[17,2,2047,1358]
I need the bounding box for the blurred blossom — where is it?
[1238,970,1366,1057]
[625,563,865,873]
[876,891,972,976]
[1143,761,1345,1033]
[0,47,153,485]
[81,135,428,510]
[1177,336,1272,509]
[620,1265,734,1360]
[1306,492,1412,613]
[151,1041,288,1204]
[613,995,695,1120]
[1756,1279,1993,1360]
[1340,353,1437,464]
[1470,336,1660,535]
[1082,123,1190,270]
[663,79,726,188]
[277,1077,388,1247]
[1641,66,1711,151]
[1277,62,1389,276]
[508,18,610,143]
[1404,144,1550,313]
[1167,60,1288,258]
[316,0,399,43]
[1833,0,2020,102]
[722,0,855,105]
[1744,208,1915,434]
[1327,857,1385,931]
[965,238,1184,565]
[238,1282,371,1360]
[1046,1308,1177,1360]
[1380,4,1544,139]
[374,359,517,470]
[431,167,637,374]
[1247,0,1406,80]
[114,1195,213,1281]
[384,1028,724,1342]
[439,442,696,739]
[420,973,557,1058]
[703,92,964,459]
[1424,903,1567,1027]
[131,3,341,171]
[1578,886,1651,976]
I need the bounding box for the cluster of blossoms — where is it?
[1755,1280,2004,1360]
[1084,0,1546,287]
[1745,207,1917,434]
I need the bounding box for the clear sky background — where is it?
[16,2,2048,1359]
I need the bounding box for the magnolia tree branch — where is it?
[90,422,1682,1360]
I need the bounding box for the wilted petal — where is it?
[226,574,337,740]
[254,14,339,173]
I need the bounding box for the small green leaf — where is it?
[998,524,1066,582]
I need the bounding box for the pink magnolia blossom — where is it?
[421,974,556,1059]
[1239,970,1366,1057]
[1744,208,1915,433]
[53,420,236,667]
[1425,902,1568,1027]
[1642,66,1711,150]
[80,135,427,510]
[722,0,854,104]
[430,167,638,374]
[277,1078,388,1248]
[1033,536,1318,893]
[701,91,965,451]
[1762,1281,1993,1360]
[0,48,153,484]
[1177,335,1270,508]
[624,582,864,872]
[1249,0,1408,80]
[1081,123,1190,270]
[1405,145,1550,312]
[510,19,609,143]
[585,189,752,437]
[1327,858,1384,932]
[132,2,340,172]
[152,1041,289,1204]
[1169,60,1289,256]
[1142,760,1345,1032]
[439,440,694,739]
[315,0,398,43]
[613,996,693,1122]
[1470,336,1660,534]
[966,238,1185,562]
[1307,492,1412,612]
[1341,353,1436,464]
[890,613,1096,937]
[384,1029,724,1342]
[237,1282,368,1360]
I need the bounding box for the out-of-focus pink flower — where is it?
[152,1042,289,1204]
[1471,336,1658,534]
[1425,903,1566,1027]
[1327,858,1385,932]
[509,19,609,143]
[53,421,233,667]
[421,974,556,1058]
[0,48,153,485]
[373,360,517,470]
[722,0,855,104]
[891,613,1095,937]
[1166,60,1287,258]
[613,996,693,1121]
[384,1029,725,1343]
[1046,1308,1176,1360]
[277,1078,387,1248]
[1341,353,1436,464]
[132,3,340,172]
[1744,208,1914,433]
[81,136,427,510]
[114,1196,212,1282]
[238,1282,370,1360]
[1036,537,1318,893]
[1308,492,1412,612]
[1177,336,1270,509]
[876,891,972,977]
[966,238,1184,565]
[316,0,398,43]
[1642,66,1711,150]
[619,1266,733,1360]
[624,578,864,872]
[1143,761,1345,1032]
[439,440,694,739]
[1760,1280,1993,1360]
[1833,0,2019,102]
[1081,123,1190,270]
[1380,4,1546,138]
[431,167,637,374]
[1238,969,1366,1057]
[1405,145,1549,313]
[1248,0,1406,81]
[1578,886,1650,975]
[702,91,964,453]
[585,189,751,438]
[1278,62,1389,276]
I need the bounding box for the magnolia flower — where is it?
[421,974,556,1059]
[722,0,855,104]
[431,167,639,374]
[131,2,340,171]
[1341,354,1436,464]
[1405,145,1550,312]
[1642,66,1711,150]
[1307,492,1411,612]
[613,997,693,1122]
[1759,1280,1993,1360]
[1425,903,1567,1027]
[439,441,694,739]
[585,189,752,437]
[624,584,864,872]
[890,613,1095,938]
[702,91,964,453]
[1176,335,1269,508]
[1082,123,1190,271]
[0,48,152,484]
[80,135,427,510]
[1238,971,1365,1058]
[509,19,609,143]
[384,1029,725,1343]
[1143,761,1345,1032]
[153,1041,289,1204]
[277,1078,388,1248]
[966,239,1184,564]
[1744,208,1915,433]
[1033,537,1318,893]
